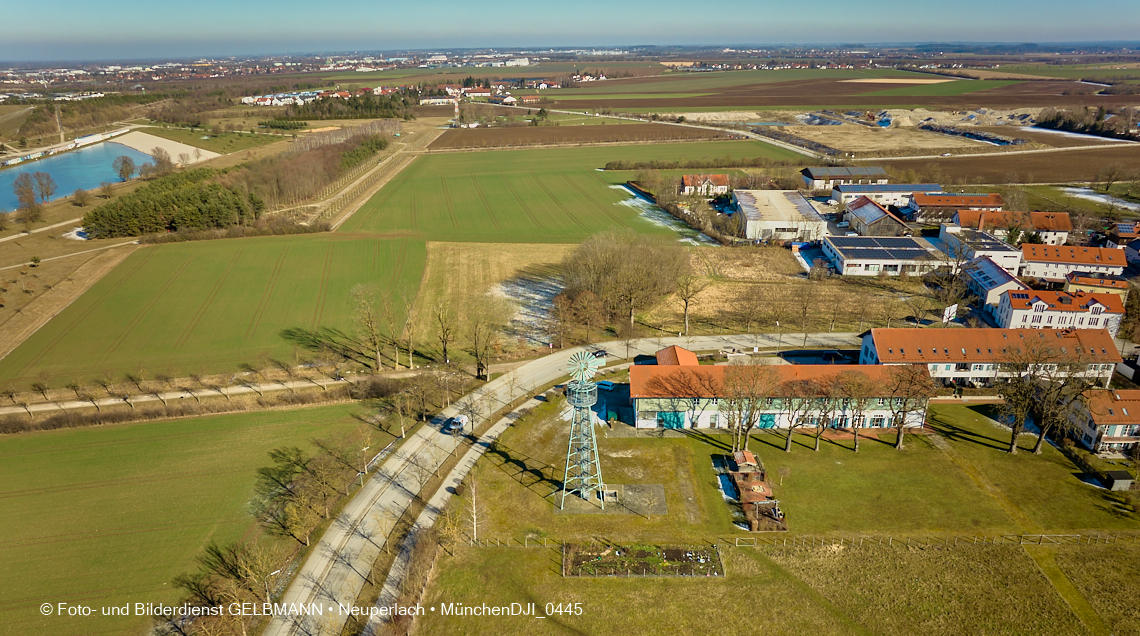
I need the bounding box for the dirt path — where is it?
[0,244,137,362]
[0,217,81,244]
[327,127,445,231]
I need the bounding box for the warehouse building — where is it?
[845,196,910,237]
[904,193,1003,223]
[822,235,942,276]
[831,183,942,207]
[733,190,827,241]
[801,166,890,190]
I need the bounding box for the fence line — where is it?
[460,532,1140,551]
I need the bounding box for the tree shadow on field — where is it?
[279,327,372,368]
[926,410,1008,452]
[682,429,732,452]
[486,441,565,505]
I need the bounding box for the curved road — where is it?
[265,331,861,636]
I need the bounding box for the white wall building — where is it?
[994,290,1124,337]
[859,328,1121,388]
[823,235,942,276]
[1020,245,1126,282]
[831,184,941,206]
[939,224,1022,275]
[733,190,827,242]
[962,256,1030,318]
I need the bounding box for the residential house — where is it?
[681,174,730,196]
[1068,389,1140,453]
[858,328,1120,388]
[800,166,890,190]
[994,290,1124,337]
[1106,222,1139,248]
[1124,239,1140,265]
[628,346,927,430]
[832,184,941,207]
[822,235,941,276]
[905,193,1003,223]
[1064,272,1130,304]
[733,190,827,241]
[1020,245,1125,282]
[953,210,1072,246]
[463,87,491,97]
[519,95,541,104]
[845,196,909,237]
[962,256,1030,319]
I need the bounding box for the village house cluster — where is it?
[658,166,1140,455]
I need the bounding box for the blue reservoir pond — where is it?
[0,142,154,212]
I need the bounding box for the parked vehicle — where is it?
[836,221,850,228]
[596,381,616,391]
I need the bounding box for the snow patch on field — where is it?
[1060,187,1140,212]
[610,185,718,246]
[493,271,562,347]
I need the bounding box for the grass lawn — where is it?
[457,396,1020,542]
[0,234,426,385]
[417,542,1089,636]
[927,404,1140,532]
[0,403,379,636]
[417,547,870,636]
[339,141,802,242]
[746,427,1016,534]
[1056,544,1140,635]
[138,125,284,154]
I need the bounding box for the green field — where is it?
[138,125,284,153]
[999,64,1140,80]
[0,404,377,636]
[340,141,802,242]
[0,234,426,384]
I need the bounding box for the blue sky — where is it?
[3,0,1139,61]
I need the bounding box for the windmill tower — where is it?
[561,351,606,509]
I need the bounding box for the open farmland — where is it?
[527,68,1135,111]
[339,140,801,242]
[0,234,426,384]
[0,403,377,636]
[428,123,734,149]
[877,144,1140,184]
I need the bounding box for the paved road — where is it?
[265,331,861,636]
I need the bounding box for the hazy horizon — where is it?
[2,0,1139,63]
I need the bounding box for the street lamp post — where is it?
[264,569,281,604]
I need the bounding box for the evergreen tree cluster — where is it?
[281,92,417,121]
[82,168,262,238]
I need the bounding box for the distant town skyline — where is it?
[3,0,1139,62]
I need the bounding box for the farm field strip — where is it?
[341,141,800,242]
[0,235,427,384]
[0,404,375,636]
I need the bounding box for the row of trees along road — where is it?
[648,363,935,456]
[344,283,513,381]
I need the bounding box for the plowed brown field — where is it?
[877,145,1140,183]
[544,78,1136,110]
[428,123,734,149]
